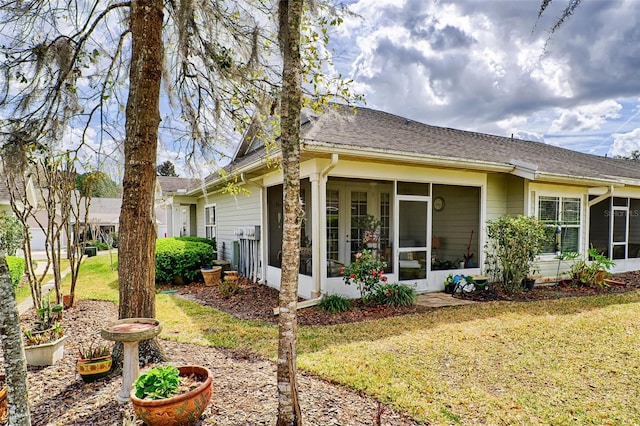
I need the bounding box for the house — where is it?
[0,183,12,214]
[180,105,640,298]
[156,176,204,238]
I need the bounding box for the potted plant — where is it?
[484,215,547,295]
[522,265,539,291]
[200,265,222,287]
[568,248,615,287]
[444,274,455,294]
[130,365,213,426]
[77,342,113,382]
[357,214,382,248]
[23,297,66,366]
[0,374,6,424]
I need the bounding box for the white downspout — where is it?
[316,154,339,298]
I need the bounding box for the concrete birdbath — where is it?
[101,318,162,404]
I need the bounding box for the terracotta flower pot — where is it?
[77,355,112,382]
[130,365,213,426]
[0,374,7,424]
[201,266,222,287]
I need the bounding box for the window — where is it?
[538,196,581,254]
[204,205,216,239]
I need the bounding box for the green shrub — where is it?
[318,294,352,313]
[373,283,416,307]
[219,279,242,298]
[570,248,615,287]
[155,238,215,283]
[485,215,547,295]
[176,236,217,252]
[133,365,180,400]
[86,241,110,250]
[6,256,25,288]
[0,211,24,256]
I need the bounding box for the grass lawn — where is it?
[67,255,640,425]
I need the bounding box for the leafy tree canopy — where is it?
[0,211,24,256]
[75,171,121,198]
[157,161,178,177]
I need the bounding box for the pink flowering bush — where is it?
[341,249,387,300]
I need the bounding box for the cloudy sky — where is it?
[327,0,640,157]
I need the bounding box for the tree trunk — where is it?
[117,0,166,365]
[276,1,304,425]
[0,255,31,425]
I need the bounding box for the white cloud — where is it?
[549,100,622,133]
[332,0,640,156]
[609,128,640,157]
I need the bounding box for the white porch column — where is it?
[310,173,321,298]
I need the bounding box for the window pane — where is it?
[613,209,627,243]
[399,200,427,247]
[613,197,628,207]
[350,191,367,254]
[397,182,429,196]
[562,198,580,224]
[399,251,426,280]
[326,190,339,268]
[538,197,559,223]
[541,226,557,254]
[379,193,393,273]
[629,199,640,258]
[613,244,626,260]
[561,227,579,253]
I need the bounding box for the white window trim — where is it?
[534,193,584,259]
[204,204,216,239]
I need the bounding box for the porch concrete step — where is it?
[415,292,476,308]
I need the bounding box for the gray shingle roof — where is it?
[302,105,640,184]
[206,104,640,188]
[157,176,202,194]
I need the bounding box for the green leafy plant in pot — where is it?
[77,342,112,382]
[23,296,66,366]
[131,365,213,426]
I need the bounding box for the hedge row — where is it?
[155,238,216,283]
[175,236,217,252]
[6,256,25,288]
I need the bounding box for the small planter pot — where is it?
[201,266,222,287]
[24,335,67,366]
[224,271,239,283]
[130,365,213,426]
[522,278,536,292]
[77,355,112,382]
[0,374,7,424]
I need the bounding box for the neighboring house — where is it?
[73,197,122,244]
[156,176,203,238]
[178,105,640,299]
[0,183,12,213]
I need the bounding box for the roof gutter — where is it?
[185,154,278,197]
[306,142,514,173]
[534,173,625,188]
[589,186,614,207]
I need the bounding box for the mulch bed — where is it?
[162,278,434,326]
[455,270,640,302]
[160,270,640,326]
